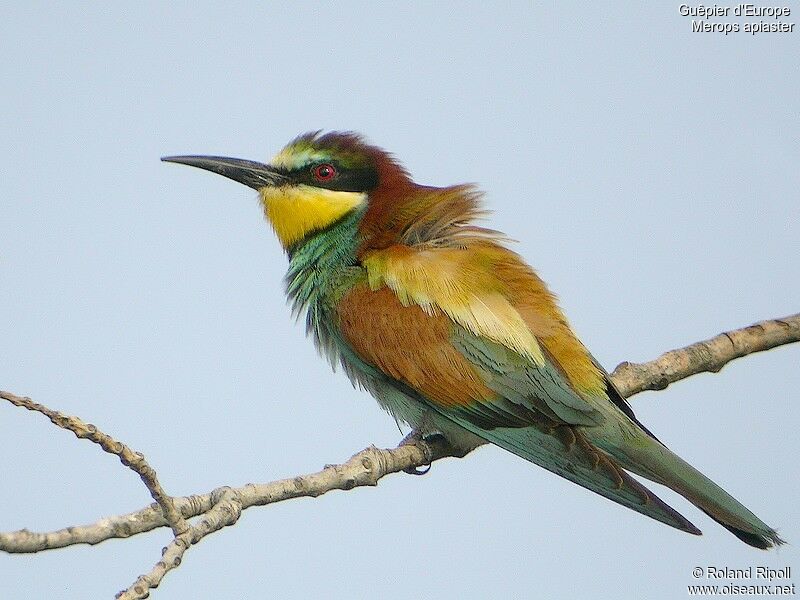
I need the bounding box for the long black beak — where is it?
[161,155,288,190]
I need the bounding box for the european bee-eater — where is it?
[163,131,782,548]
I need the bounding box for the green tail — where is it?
[593,432,784,549]
[441,411,704,536]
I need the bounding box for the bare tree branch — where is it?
[610,313,800,396]
[0,392,189,539]
[1,312,798,598]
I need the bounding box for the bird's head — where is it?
[163,131,412,250]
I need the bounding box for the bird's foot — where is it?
[399,430,448,475]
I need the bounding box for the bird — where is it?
[163,131,783,549]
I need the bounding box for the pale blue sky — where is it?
[1,3,798,599]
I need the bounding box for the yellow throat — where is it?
[259,185,367,248]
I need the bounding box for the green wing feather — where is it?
[451,326,605,426]
[440,327,702,534]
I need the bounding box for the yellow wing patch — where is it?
[259,185,366,248]
[362,246,546,366]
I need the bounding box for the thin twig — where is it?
[0,392,189,538]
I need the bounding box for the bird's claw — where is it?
[403,463,432,476]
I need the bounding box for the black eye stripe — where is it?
[288,164,379,192]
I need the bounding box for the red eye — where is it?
[312,163,337,182]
